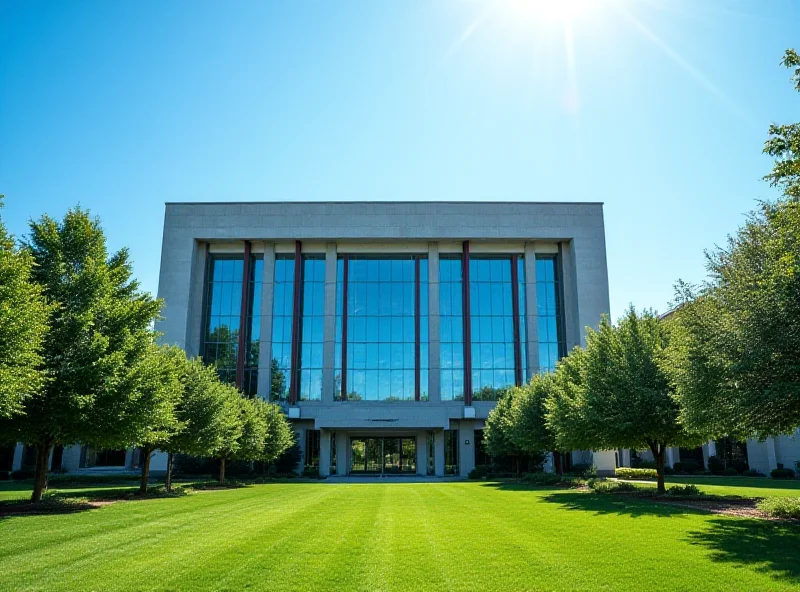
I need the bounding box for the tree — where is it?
[0,196,50,420]
[211,386,246,485]
[670,202,800,439]
[130,345,184,494]
[512,374,558,472]
[161,357,233,492]
[764,49,800,200]
[548,308,704,493]
[0,208,161,502]
[260,401,294,466]
[484,387,524,474]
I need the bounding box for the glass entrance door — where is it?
[350,437,416,474]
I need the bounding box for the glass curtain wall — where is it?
[299,256,325,400]
[335,256,427,401]
[269,255,295,401]
[535,256,565,373]
[202,253,263,395]
[439,257,465,401]
[469,257,525,401]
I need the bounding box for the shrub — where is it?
[631,459,657,470]
[732,460,749,474]
[615,468,657,480]
[301,466,320,479]
[723,467,739,476]
[742,469,764,477]
[673,460,701,474]
[589,479,638,494]
[468,465,490,480]
[0,470,9,480]
[666,484,702,497]
[567,462,594,477]
[771,468,796,479]
[707,455,725,475]
[10,469,35,480]
[522,472,562,486]
[757,497,800,519]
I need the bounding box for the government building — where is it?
[151,201,611,478]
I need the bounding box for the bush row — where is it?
[615,468,657,480]
[757,497,800,519]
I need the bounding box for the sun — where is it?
[505,0,600,22]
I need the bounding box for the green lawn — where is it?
[1,481,799,591]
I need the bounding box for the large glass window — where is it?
[439,257,465,401]
[469,257,525,401]
[299,257,325,401]
[335,256,427,401]
[202,256,244,385]
[270,255,295,401]
[444,429,459,476]
[243,257,263,397]
[536,256,565,373]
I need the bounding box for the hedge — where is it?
[757,497,800,519]
[615,468,657,480]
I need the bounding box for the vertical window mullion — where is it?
[415,256,421,401]
[236,241,252,391]
[462,241,472,406]
[289,241,303,405]
[340,255,349,401]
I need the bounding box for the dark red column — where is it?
[462,241,472,405]
[414,256,421,401]
[289,241,303,405]
[511,254,523,387]
[235,241,252,391]
[340,255,349,401]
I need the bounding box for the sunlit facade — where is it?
[155,201,610,477]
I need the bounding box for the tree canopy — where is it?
[0,197,50,420]
[548,308,704,492]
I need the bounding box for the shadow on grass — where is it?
[0,484,193,520]
[687,517,800,583]
[539,489,800,586]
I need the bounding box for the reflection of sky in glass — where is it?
[203,256,244,386]
[270,255,294,401]
[299,257,325,400]
[469,257,524,400]
[536,256,564,373]
[335,256,425,401]
[439,257,464,401]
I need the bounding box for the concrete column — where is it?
[707,439,717,458]
[11,443,23,471]
[184,240,208,356]
[124,448,135,470]
[61,445,82,472]
[459,421,475,477]
[319,429,331,477]
[427,243,440,402]
[665,447,677,469]
[621,449,631,468]
[594,450,617,477]
[434,430,445,477]
[257,242,276,399]
[322,243,338,403]
[560,241,581,349]
[523,242,539,378]
[335,432,348,476]
[543,452,555,474]
[416,433,427,476]
[766,437,779,472]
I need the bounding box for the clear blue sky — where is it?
[1,0,797,319]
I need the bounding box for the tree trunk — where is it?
[31,440,53,503]
[219,457,226,485]
[139,447,152,494]
[165,452,174,492]
[552,450,563,476]
[649,441,667,494]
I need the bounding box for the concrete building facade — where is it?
[150,201,610,477]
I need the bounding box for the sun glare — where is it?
[506,0,599,22]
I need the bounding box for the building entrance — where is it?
[350,437,416,474]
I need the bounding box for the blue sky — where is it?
[0,0,797,319]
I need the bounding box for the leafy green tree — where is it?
[260,401,294,465]
[764,49,800,200]
[130,345,184,494]
[161,357,233,491]
[0,208,162,502]
[512,373,558,470]
[670,201,800,438]
[0,196,50,420]
[212,386,246,485]
[484,387,524,473]
[548,308,704,493]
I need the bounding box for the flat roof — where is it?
[164,200,604,206]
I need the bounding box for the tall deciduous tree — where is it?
[548,309,703,493]
[212,386,246,485]
[0,208,161,502]
[0,197,50,420]
[764,49,800,200]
